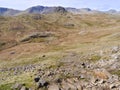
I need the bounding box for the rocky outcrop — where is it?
[20,32,54,42]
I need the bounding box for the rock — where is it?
[92,87,97,90]
[110,84,117,89]
[12,83,24,90]
[10,51,15,55]
[37,79,49,88]
[79,74,86,79]
[66,82,78,90]
[28,88,32,90]
[42,55,46,57]
[98,79,106,84]
[20,32,53,42]
[55,78,62,83]
[75,83,83,90]
[54,6,67,14]
[81,62,86,68]
[64,23,75,27]
[48,84,60,90]
[91,77,100,84]
[34,76,40,82]
[20,86,29,90]
[111,54,120,60]
[111,46,120,53]
[108,75,119,83]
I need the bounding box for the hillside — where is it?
[0,7,120,90]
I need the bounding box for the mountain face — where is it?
[105,9,120,14]
[0,6,120,16]
[24,6,67,14]
[66,8,93,14]
[66,8,81,14]
[0,7,21,16]
[0,8,8,14]
[108,9,117,13]
[25,6,46,14]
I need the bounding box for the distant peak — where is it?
[80,8,91,11]
[54,6,67,13]
[25,5,67,14]
[108,9,117,13]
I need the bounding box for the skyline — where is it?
[0,0,120,11]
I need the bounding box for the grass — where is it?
[0,71,35,88]
[0,83,13,90]
[89,55,101,62]
[0,51,63,85]
[0,51,62,68]
[110,70,120,77]
[0,13,120,89]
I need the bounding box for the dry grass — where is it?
[0,13,120,87]
[93,71,108,79]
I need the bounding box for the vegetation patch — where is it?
[0,42,6,47]
[89,55,101,62]
[0,83,13,90]
[110,70,120,77]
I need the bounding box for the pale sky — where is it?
[0,0,119,11]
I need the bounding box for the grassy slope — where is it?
[0,13,120,89]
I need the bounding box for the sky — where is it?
[0,0,119,11]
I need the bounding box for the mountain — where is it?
[66,7,100,14]
[66,8,81,14]
[0,5,120,16]
[0,7,21,16]
[0,5,120,90]
[108,9,117,13]
[105,9,120,14]
[22,6,67,14]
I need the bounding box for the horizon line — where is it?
[0,5,119,11]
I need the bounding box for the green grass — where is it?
[0,83,13,90]
[89,55,101,62]
[0,12,120,89]
[110,70,120,77]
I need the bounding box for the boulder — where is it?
[34,76,40,82]
[20,86,29,90]
[111,46,120,53]
[48,84,60,90]
[12,83,24,90]
[37,79,49,88]
[110,84,117,89]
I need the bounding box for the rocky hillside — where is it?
[0,45,120,90]
[24,6,67,14]
[0,5,120,90]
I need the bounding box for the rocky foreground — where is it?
[0,46,120,90]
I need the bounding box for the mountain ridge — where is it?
[0,5,120,90]
[0,5,120,16]
[0,7,21,16]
